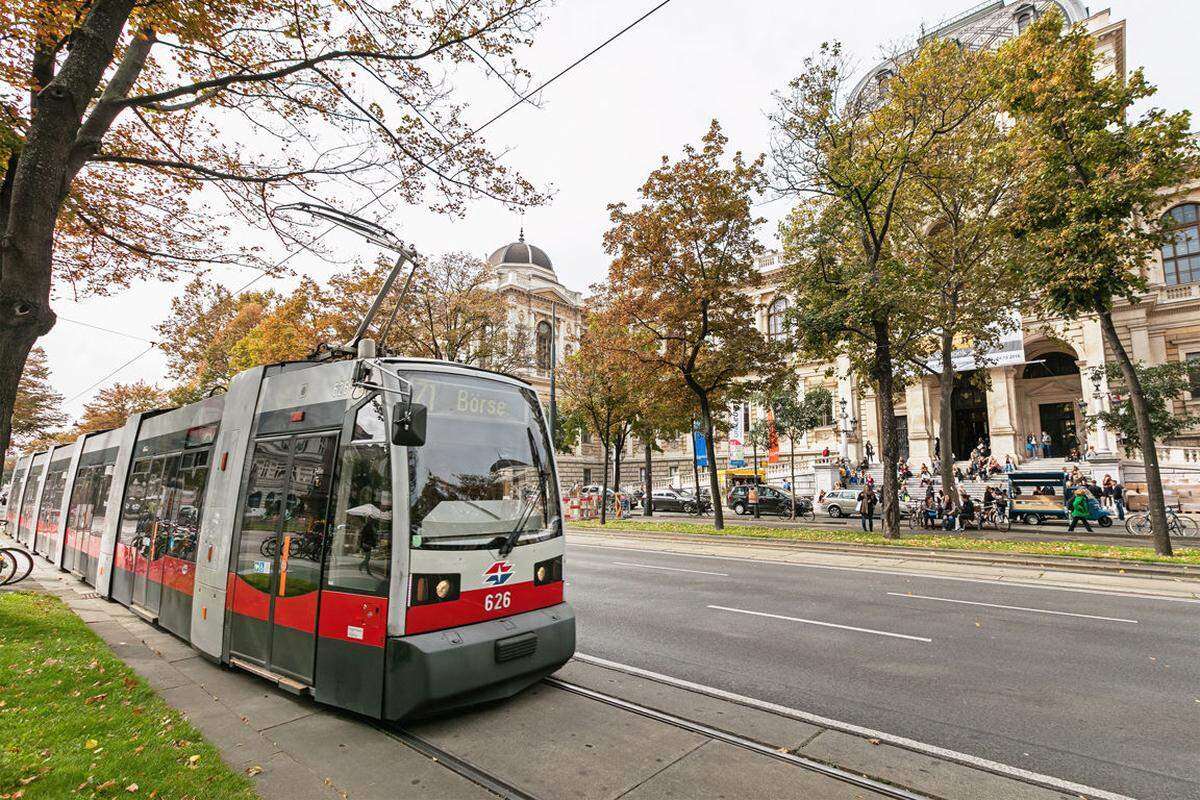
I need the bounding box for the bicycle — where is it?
[1125,510,1198,537]
[0,547,35,586]
[979,506,1012,533]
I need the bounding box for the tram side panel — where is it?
[95,414,149,599]
[4,454,31,533]
[51,437,86,570]
[190,367,267,661]
[33,445,72,559]
[18,452,49,547]
[63,431,123,583]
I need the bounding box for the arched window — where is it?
[874,69,893,87]
[535,320,553,371]
[1161,203,1200,286]
[1014,4,1037,33]
[767,298,789,339]
[1022,352,1080,380]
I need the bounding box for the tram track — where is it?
[381,725,541,800]
[384,675,933,800]
[543,676,933,800]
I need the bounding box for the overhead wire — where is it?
[61,0,676,403]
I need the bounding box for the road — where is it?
[567,540,1200,800]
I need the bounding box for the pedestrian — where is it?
[1112,480,1126,521]
[1004,455,1015,474]
[783,477,792,492]
[1067,488,1094,533]
[865,440,875,463]
[1041,431,1052,458]
[1101,474,1114,508]
[822,446,830,458]
[942,492,957,531]
[1025,433,1036,460]
[858,484,877,532]
[933,436,940,456]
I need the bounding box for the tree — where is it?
[10,346,68,449]
[606,120,784,530]
[998,12,1199,555]
[557,310,637,525]
[765,382,831,518]
[155,278,277,400]
[75,380,167,434]
[629,371,694,518]
[0,0,548,464]
[1090,362,1200,454]
[888,40,1029,503]
[772,41,982,538]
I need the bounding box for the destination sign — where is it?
[409,375,529,423]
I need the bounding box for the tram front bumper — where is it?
[383,602,576,720]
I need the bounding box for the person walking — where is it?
[1067,488,1094,533]
[858,484,877,532]
[1041,431,1052,458]
[1025,433,1036,461]
[864,440,875,463]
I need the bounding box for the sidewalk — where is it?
[15,552,1117,800]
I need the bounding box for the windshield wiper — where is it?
[496,493,539,556]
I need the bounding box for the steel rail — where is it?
[543,677,932,800]
[380,726,541,800]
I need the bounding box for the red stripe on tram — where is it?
[317,591,388,648]
[405,581,563,636]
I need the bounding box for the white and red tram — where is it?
[4,356,575,719]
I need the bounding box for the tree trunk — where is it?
[599,443,610,526]
[612,431,624,519]
[789,438,796,519]
[874,319,901,538]
[939,329,958,512]
[1096,305,1172,556]
[699,396,724,530]
[0,0,139,465]
[643,440,654,517]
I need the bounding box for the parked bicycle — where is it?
[1124,510,1199,538]
[0,547,35,586]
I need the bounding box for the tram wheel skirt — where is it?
[384,602,576,721]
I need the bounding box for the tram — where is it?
[3,352,575,719]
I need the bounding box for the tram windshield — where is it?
[405,372,560,550]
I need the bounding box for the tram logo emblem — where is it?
[483,561,514,586]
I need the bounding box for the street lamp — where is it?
[837,398,857,462]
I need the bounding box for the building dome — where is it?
[487,229,554,274]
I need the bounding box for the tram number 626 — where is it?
[484,591,512,612]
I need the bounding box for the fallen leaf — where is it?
[84,739,98,750]
[97,779,117,791]
[126,783,139,793]
[17,775,39,786]
[245,765,263,776]
[867,738,881,745]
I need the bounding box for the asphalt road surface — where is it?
[567,541,1200,800]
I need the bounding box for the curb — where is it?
[568,526,1200,581]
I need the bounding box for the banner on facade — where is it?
[693,421,708,468]
[727,403,746,468]
[925,313,1025,374]
[767,407,780,464]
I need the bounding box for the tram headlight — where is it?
[534,556,562,586]
[411,573,459,605]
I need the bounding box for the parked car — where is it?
[649,488,697,513]
[816,488,865,518]
[726,484,808,517]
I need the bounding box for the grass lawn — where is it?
[570,518,1200,566]
[0,591,258,800]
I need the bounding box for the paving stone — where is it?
[554,660,823,750]
[264,711,494,800]
[247,750,341,800]
[413,681,707,800]
[799,730,1076,800]
[621,739,893,800]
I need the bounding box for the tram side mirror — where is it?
[392,403,427,447]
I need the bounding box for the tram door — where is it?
[132,456,176,617]
[229,434,336,684]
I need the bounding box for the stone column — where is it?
[904,379,934,463]
[985,366,1020,461]
[813,460,839,496]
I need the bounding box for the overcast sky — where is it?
[42,0,1200,420]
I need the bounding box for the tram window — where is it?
[326,433,391,594]
[119,459,152,545]
[406,374,561,549]
[352,396,387,441]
